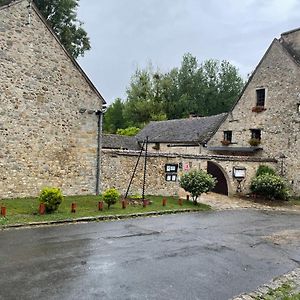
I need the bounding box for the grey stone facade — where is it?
[0,1,104,198]
[102,29,300,197]
[208,29,300,195]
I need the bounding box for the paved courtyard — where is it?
[0,210,299,300]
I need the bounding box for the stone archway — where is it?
[207,161,229,196]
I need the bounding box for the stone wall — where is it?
[0,1,103,199]
[208,37,300,195]
[101,150,277,197]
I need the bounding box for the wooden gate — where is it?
[207,161,228,195]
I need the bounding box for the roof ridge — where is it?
[0,0,23,10]
[281,27,300,36]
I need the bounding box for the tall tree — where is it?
[104,54,244,133]
[34,0,90,58]
[103,98,125,133]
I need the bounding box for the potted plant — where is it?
[248,138,261,146]
[221,140,231,146]
[252,106,266,113]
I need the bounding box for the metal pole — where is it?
[95,110,103,195]
[142,136,148,201]
[124,140,146,199]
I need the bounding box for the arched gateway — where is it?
[207,161,229,196]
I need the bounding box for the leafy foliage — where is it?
[116,127,140,136]
[256,165,277,177]
[39,187,64,213]
[180,170,216,204]
[34,0,90,58]
[104,54,244,133]
[250,174,290,200]
[103,98,126,133]
[102,188,120,209]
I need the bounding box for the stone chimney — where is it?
[280,28,300,58]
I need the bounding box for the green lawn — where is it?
[0,195,210,227]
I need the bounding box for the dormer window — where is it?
[256,89,265,107]
[224,131,232,142]
[251,129,261,140]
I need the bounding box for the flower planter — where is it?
[252,106,266,113]
[221,140,231,146]
[248,138,261,147]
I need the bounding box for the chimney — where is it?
[280,28,300,58]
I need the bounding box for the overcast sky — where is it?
[77,0,300,104]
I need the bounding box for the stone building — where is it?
[207,28,300,196]
[0,0,105,198]
[136,113,227,155]
[102,29,300,197]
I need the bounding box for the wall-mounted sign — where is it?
[233,166,246,179]
[165,164,178,173]
[165,174,177,182]
[183,163,190,171]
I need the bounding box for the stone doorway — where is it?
[207,161,228,196]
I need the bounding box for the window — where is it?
[297,103,300,113]
[152,142,160,150]
[251,129,261,140]
[256,89,265,107]
[223,131,232,142]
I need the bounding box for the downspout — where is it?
[95,110,103,195]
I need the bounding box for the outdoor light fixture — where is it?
[233,166,246,193]
[279,154,286,176]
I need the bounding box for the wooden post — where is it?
[122,199,126,209]
[162,198,167,206]
[1,206,6,217]
[71,203,76,213]
[98,201,103,211]
[39,203,46,215]
[178,198,183,206]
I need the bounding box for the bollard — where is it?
[162,198,167,206]
[142,199,147,208]
[1,206,6,217]
[39,203,46,215]
[98,201,104,211]
[71,202,76,213]
[186,195,190,201]
[178,198,183,206]
[122,199,126,209]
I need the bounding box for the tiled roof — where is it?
[136,113,227,144]
[102,134,141,150]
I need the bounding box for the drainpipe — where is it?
[95,108,105,195]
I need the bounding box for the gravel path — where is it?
[232,268,300,299]
[199,193,300,212]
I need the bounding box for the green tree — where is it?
[103,98,125,133]
[116,127,140,136]
[123,68,166,127]
[180,170,216,205]
[34,0,90,58]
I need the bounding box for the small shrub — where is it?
[180,170,216,204]
[39,187,63,213]
[248,138,261,146]
[250,174,290,200]
[103,188,120,209]
[256,165,276,177]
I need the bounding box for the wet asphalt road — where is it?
[0,210,299,300]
